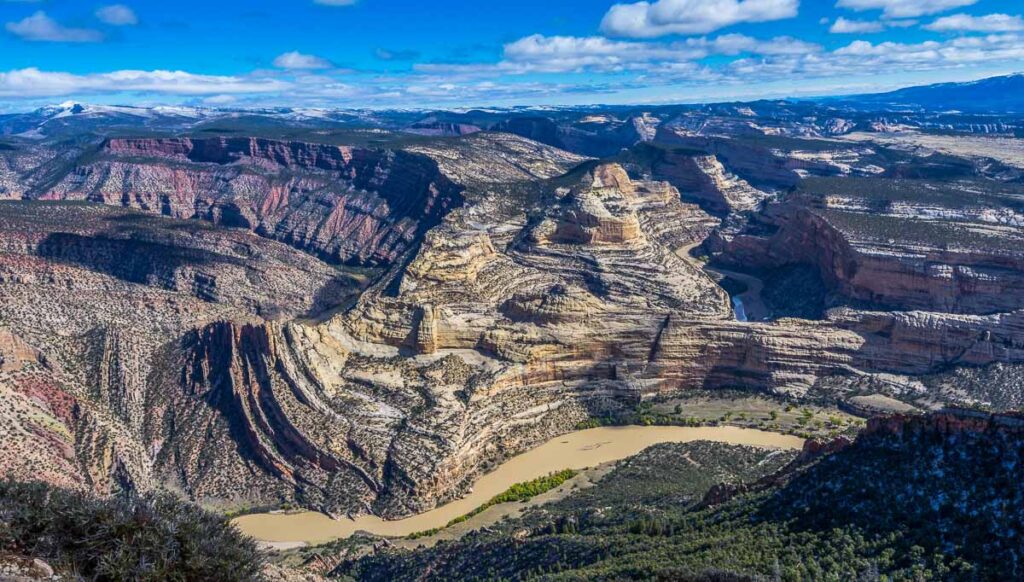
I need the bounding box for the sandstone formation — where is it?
[625,144,772,215]
[145,162,1024,518]
[1,124,1023,524]
[0,201,369,500]
[710,177,1024,315]
[37,137,464,266]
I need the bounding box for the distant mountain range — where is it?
[2,73,1022,143]
[843,73,1024,112]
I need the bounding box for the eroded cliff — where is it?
[2,130,1023,522]
[37,137,464,266]
[150,163,1024,517]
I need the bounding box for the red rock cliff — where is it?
[41,137,464,266]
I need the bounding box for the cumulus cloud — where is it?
[693,33,819,55]
[502,35,701,72]
[419,33,819,76]
[730,33,1024,81]
[829,17,885,33]
[601,0,799,38]
[0,68,288,98]
[415,32,1024,105]
[423,32,1015,96]
[835,0,977,19]
[272,51,334,70]
[5,11,103,42]
[96,5,138,26]
[503,34,818,72]
[925,13,1024,32]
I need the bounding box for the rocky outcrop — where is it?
[689,155,769,213]
[406,132,587,187]
[37,137,465,266]
[710,178,1024,315]
[865,408,1024,439]
[543,167,644,245]
[161,163,1018,517]
[0,201,371,502]
[654,130,804,190]
[629,145,771,215]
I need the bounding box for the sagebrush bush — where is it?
[0,479,264,581]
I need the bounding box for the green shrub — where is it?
[407,470,579,539]
[0,479,264,581]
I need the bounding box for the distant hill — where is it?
[845,73,1024,112]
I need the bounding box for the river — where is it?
[706,263,770,322]
[673,242,769,322]
[233,425,804,544]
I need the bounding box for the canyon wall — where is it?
[139,164,1024,517]
[39,137,465,266]
[714,199,1024,315]
[3,128,1023,522]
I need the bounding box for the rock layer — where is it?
[3,129,1024,524]
[39,137,465,266]
[151,164,1024,517]
[0,201,369,501]
[711,178,1024,315]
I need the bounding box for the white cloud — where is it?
[835,0,977,19]
[731,33,1024,80]
[601,0,799,38]
[273,51,334,70]
[0,68,289,98]
[925,13,1024,32]
[501,35,702,72]
[430,33,821,75]
[411,33,819,82]
[5,11,103,42]
[202,94,238,105]
[695,33,819,55]
[96,5,138,26]
[829,17,885,33]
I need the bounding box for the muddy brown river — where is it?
[233,425,804,543]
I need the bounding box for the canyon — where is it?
[0,100,1023,527]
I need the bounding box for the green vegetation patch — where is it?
[339,421,1023,581]
[408,469,578,539]
[0,479,264,581]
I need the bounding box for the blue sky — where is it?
[1,0,1023,110]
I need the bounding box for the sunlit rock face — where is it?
[38,137,464,266]
[3,124,1024,523]
[710,177,1024,315]
[154,162,1024,519]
